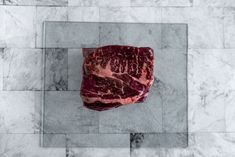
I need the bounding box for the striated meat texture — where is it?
[80,45,154,111]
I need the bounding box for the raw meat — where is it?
[80,45,154,111]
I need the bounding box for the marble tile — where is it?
[68,7,99,22]
[3,6,36,48]
[0,7,5,47]
[3,48,42,90]
[191,133,235,157]
[130,0,193,6]
[44,22,99,48]
[188,90,225,132]
[99,23,161,49]
[224,90,235,132]
[67,134,130,147]
[129,7,161,23]
[130,133,187,149]
[164,134,194,157]
[68,148,130,157]
[161,24,187,49]
[193,0,235,6]
[99,7,131,22]
[0,49,3,91]
[68,0,98,6]
[99,7,161,23]
[99,80,162,133]
[131,148,165,157]
[4,0,36,5]
[0,134,65,157]
[45,48,68,91]
[43,91,99,134]
[36,7,68,48]
[42,134,66,147]
[99,0,130,6]
[224,8,235,48]
[188,49,235,91]
[0,91,36,133]
[162,7,224,49]
[68,49,83,91]
[36,0,68,6]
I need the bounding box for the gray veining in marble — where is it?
[45,48,68,91]
[0,91,36,133]
[4,0,36,5]
[68,7,99,22]
[0,134,65,157]
[99,7,161,23]
[67,134,130,147]
[3,48,42,90]
[130,133,187,150]
[0,6,36,48]
[161,24,187,49]
[162,7,224,49]
[68,0,98,6]
[68,148,130,157]
[130,0,193,6]
[224,8,235,48]
[188,49,235,91]
[36,0,68,6]
[0,49,3,91]
[36,7,68,48]
[193,0,235,6]
[189,90,226,132]
[43,91,98,134]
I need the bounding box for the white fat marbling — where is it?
[162,7,224,49]
[224,90,235,132]
[131,0,193,6]
[188,49,235,91]
[36,7,68,48]
[68,49,83,90]
[68,148,130,157]
[188,90,226,132]
[3,48,42,90]
[68,0,98,6]
[0,91,36,133]
[68,7,99,22]
[224,8,235,48]
[2,6,36,48]
[0,134,65,157]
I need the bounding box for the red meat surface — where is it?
[80,45,154,111]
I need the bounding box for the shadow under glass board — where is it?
[41,22,188,149]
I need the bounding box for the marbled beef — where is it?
[80,45,154,111]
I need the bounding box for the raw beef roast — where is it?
[80,45,154,111]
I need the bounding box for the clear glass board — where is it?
[41,22,188,149]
